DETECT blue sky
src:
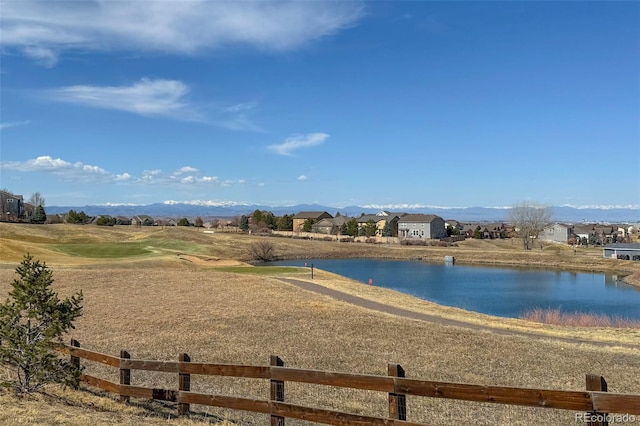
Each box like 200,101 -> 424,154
1,1 -> 638,209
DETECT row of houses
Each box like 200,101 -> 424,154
295,211 -> 455,240
293,211 -> 638,244
539,223 -> 636,245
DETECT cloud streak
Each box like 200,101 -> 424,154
268,133 -> 329,156
1,1 -> 364,65
1,156 -> 234,187
47,78 -> 201,121
0,120 -> 30,131
44,78 -> 262,130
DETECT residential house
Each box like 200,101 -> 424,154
573,224 -> 596,243
480,223 -> 508,239
445,219 -> 463,235
292,211 -> 332,232
603,243 -> 640,260
397,214 -> 447,240
356,214 -> 386,236
131,215 -> 155,226
312,216 -> 349,235
116,216 -> 132,225
540,223 -> 574,244
356,213 -> 403,237
461,223 -> 482,238
0,190 -> 24,221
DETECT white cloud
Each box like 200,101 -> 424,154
80,164 -> 108,174
174,166 -> 199,175
268,133 -> 329,156
1,155 -> 109,181
22,45 -> 58,67
297,175 -> 308,181
200,176 -> 219,183
45,78 -> 262,130
1,155 -> 242,188
115,172 -> 133,181
0,120 -> 30,131
1,1 -> 364,65
225,102 -> 257,113
48,78 -> 201,121
141,169 -> 162,181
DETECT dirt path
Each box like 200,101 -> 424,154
279,278 -> 640,350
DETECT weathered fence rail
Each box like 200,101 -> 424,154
58,340 -> 640,425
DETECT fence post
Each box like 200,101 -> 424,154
388,363 -> 407,421
586,374 -> 608,426
70,339 -> 80,370
119,350 -> 131,403
178,353 -> 191,415
270,355 -> 285,426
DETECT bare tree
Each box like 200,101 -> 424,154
247,241 -> 276,261
28,192 -> 45,207
507,202 -> 553,250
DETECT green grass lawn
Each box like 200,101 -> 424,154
48,243 -> 152,258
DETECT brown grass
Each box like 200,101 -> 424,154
521,308 -> 640,329
1,223 -> 639,425
0,383 -> 233,425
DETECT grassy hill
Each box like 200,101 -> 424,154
0,223 -> 639,425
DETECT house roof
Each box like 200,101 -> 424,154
398,214 -> 443,223
545,222 -> 573,229
314,216 -> 350,227
357,214 -> 385,223
330,216 -> 349,226
293,211 -> 332,219
0,190 -> 23,201
573,224 -> 595,234
604,243 -> 640,249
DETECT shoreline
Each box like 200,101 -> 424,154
267,253 -> 640,289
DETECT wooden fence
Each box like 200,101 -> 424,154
60,339 -> 640,425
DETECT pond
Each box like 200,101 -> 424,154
263,259 -> 640,320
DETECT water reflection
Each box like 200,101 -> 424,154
264,259 -> 640,320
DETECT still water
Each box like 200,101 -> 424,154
263,259 -> 640,319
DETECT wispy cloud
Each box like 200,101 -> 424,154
268,133 -> 329,156
1,1 -> 364,66
47,78 -> 201,121
297,175 -> 308,181
1,155 -> 233,187
0,120 -> 30,131
22,46 -> 58,67
45,78 -> 262,130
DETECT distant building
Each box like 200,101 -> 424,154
397,214 -> 447,240
312,216 -> 349,235
603,243 -> 640,260
292,211 -> 332,232
0,190 -> 24,221
540,223 -> 574,244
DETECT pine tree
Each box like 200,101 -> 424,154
0,254 -> 83,393
32,205 -> 47,224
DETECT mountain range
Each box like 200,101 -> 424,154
45,203 -> 640,223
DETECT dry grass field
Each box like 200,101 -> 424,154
0,223 -> 639,425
